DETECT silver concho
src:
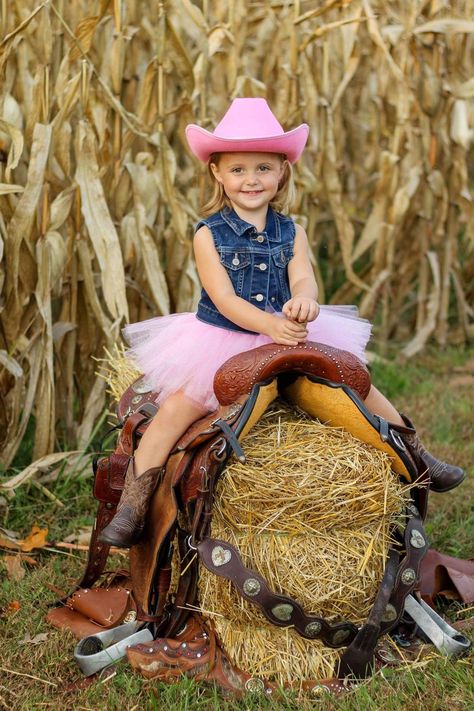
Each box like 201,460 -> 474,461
245,677 -> 265,693
131,377 -> 152,394
332,629 -> 351,645
311,685 -> 331,696
243,578 -> 261,597
401,568 -> 417,585
211,545 -> 232,567
131,394 -> 143,405
123,610 -> 137,623
381,603 -> 397,623
271,603 -> 293,622
410,530 -> 426,549
304,621 -> 322,638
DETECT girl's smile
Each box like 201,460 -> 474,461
210,152 -> 286,221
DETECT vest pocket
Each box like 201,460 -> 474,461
220,251 -> 251,270
220,251 -> 251,296
271,245 -> 293,268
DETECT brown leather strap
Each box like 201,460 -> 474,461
337,548 -> 400,678
161,529 -> 200,637
197,536 -> 358,647
380,506 -> 429,634
76,501 -> 116,589
173,401 -> 245,453
116,410 -> 151,456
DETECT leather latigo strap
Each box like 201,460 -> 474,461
197,537 -> 358,647
214,341 -> 371,405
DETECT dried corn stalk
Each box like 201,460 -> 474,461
0,1 -> 473,466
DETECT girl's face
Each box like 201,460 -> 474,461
210,152 -> 286,214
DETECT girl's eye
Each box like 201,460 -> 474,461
231,167 -> 243,173
258,165 -> 271,171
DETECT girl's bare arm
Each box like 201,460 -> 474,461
283,224 -> 319,323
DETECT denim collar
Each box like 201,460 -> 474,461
220,206 -> 281,242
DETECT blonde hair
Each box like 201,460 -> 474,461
201,153 -> 296,216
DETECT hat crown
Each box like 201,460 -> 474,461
185,97 -> 309,163
214,98 -> 285,140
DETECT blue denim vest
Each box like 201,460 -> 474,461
195,206 -> 295,334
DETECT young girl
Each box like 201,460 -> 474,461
99,98 -> 464,548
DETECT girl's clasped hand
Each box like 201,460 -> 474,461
282,296 -> 320,324
271,296 -> 320,346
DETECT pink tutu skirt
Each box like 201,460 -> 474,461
122,306 -> 372,413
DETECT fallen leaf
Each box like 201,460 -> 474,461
0,526 -> 49,553
19,554 -> 38,566
19,632 -> 49,646
4,555 -> 25,581
2,600 -> 21,616
63,526 -> 93,546
21,525 -> 49,552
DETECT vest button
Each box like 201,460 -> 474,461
232,257 -> 240,266
256,235 -> 264,243
255,294 -> 264,302
271,297 -> 275,302
259,263 -> 267,271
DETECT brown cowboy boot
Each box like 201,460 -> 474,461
392,415 -> 465,493
98,457 -> 164,548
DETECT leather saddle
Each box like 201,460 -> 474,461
49,341 -> 432,682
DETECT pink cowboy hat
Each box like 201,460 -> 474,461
185,98 -> 309,164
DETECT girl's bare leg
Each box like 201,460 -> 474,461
98,390 -> 208,547
363,385 -> 405,426
134,390 -> 209,475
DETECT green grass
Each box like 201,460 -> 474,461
1,346 -> 473,710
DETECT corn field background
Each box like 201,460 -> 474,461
0,0 -> 473,469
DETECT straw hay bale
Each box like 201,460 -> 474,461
93,343 -> 142,402
198,400 -> 407,684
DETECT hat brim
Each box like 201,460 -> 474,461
185,124 -> 309,164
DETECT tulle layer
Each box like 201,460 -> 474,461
122,306 -> 372,412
